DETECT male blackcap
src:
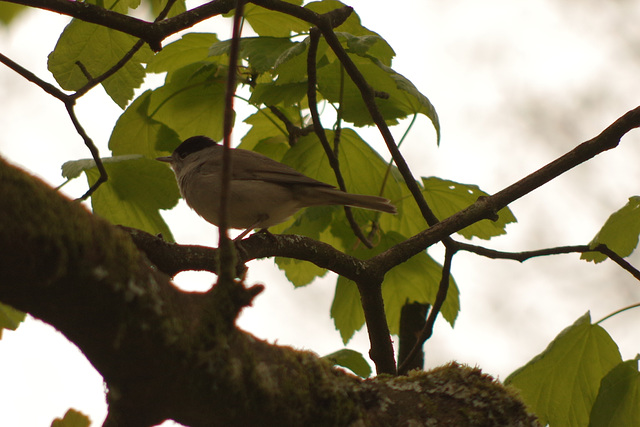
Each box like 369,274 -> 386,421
157,136 -> 396,239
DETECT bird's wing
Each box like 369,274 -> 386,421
232,149 -> 335,188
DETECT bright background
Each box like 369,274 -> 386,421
1,0 -> 640,425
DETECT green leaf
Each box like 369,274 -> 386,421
323,348 -> 372,378
243,0 -> 309,37
589,358 -> 640,427
331,277 -> 364,344
109,90 -> 182,157
281,129 -> 403,206
273,209 -> 343,286
0,302 -> 26,339
505,312 -> 622,427
335,32 -> 393,65
149,0 -> 186,18
209,37 -> 296,73
582,196 -> 640,263
249,82 -> 308,107
423,177 -> 516,239
147,33 -> 221,74
305,0 -> 395,65
317,53 -> 439,137
239,108 -> 294,152
62,156 -> 179,240
379,177 -> 516,240
48,20 -> 152,108
332,231 -> 459,344
0,2 -> 27,25
50,409 -> 91,427
273,39 -> 318,84
148,63 -> 228,141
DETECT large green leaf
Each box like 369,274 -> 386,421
589,358 -> 640,427
148,63 -> 228,141
317,53 -> 439,138
62,156 -> 179,240
249,82 -> 308,107
582,196 -> 640,263
108,90 -> 182,157
243,0 -> 309,37
48,19 -> 152,108
305,0 -> 394,65
209,37 -> 296,74
147,33 -> 221,75
505,313 -> 622,427
281,129 -> 403,206
332,231 -> 459,344
0,2 -> 27,25
149,0 -> 186,18
273,39 -> 319,84
0,302 -> 26,339
424,177 -> 516,239
380,177 -> 516,240
239,108 -> 295,152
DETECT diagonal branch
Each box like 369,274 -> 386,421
372,106 -> 640,272
5,0 -> 236,50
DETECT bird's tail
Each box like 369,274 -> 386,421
312,187 -> 397,214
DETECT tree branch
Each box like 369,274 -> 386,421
5,0 -> 236,50
0,150 -> 539,427
457,242 -> 640,281
372,106 -> 640,272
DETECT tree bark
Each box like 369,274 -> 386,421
0,157 -> 538,426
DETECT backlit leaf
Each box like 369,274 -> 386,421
108,90 -> 181,157
63,156 -> 179,240
148,63 -> 228,141
48,20 -> 152,108
582,196 -> 640,263
589,358 -> 640,427
505,313 -> 622,427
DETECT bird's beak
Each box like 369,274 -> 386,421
156,156 -> 172,163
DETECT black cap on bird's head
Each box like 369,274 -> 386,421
173,136 -> 218,159
157,136 -> 217,164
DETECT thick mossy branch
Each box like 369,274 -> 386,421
0,157 -> 539,426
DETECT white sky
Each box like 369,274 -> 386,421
1,0 -> 640,426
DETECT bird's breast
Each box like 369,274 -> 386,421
180,173 -> 303,229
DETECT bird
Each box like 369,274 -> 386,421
157,136 -> 397,239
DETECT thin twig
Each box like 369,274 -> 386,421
456,242 -> 640,281
65,103 -> 108,200
0,52 -> 68,102
596,302 -> 640,324
266,105 -> 313,145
